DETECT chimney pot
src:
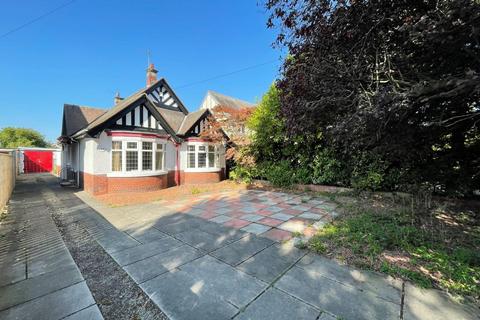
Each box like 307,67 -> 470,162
114,92 -> 124,105
146,63 -> 158,87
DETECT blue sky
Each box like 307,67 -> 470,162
0,0 -> 283,142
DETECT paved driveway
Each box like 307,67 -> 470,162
75,185 -> 478,320
2,175 -> 477,320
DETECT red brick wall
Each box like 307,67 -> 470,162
81,172 -> 167,195
181,170 -> 224,184
167,170 -> 177,187
81,169 -> 225,195
82,172 -> 108,195
108,175 -> 167,193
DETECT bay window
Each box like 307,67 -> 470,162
111,139 -> 166,174
186,144 -> 221,169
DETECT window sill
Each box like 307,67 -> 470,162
184,168 -> 222,173
107,170 -> 168,178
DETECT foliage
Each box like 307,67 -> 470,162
266,0 -> 480,195
247,84 -> 286,162
200,104 -> 255,168
0,127 -> 51,148
311,148 -> 345,185
308,207 -> 480,297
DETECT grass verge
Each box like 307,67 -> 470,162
308,195 -> 480,301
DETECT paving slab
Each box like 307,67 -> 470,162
240,214 -> 264,222
240,223 -> 271,235
109,236 -> 183,266
0,264 -> 83,311
260,228 -> 292,242
275,266 -> 400,320
403,283 -> 479,320
197,220 -> 247,241
95,231 -> 140,254
234,287 -> 320,320
141,255 -> 266,320
270,213 -> 294,221
175,228 -> 239,252
124,244 -> 203,284
0,281 -> 96,320
0,251 -> 26,287
298,254 -> 402,303
155,216 -> 206,235
63,305 -> 104,320
27,247 -> 78,278
211,234 -> 274,266
209,214 -> 232,224
122,223 -> 168,243
237,242 -> 306,282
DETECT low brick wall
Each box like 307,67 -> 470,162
108,175 -> 167,193
181,170 -> 224,185
81,169 -> 225,195
0,152 -> 16,210
82,171 -> 168,195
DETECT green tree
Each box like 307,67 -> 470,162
0,127 -> 51,148
266,0 -> 480,194
247,84 -> 285,161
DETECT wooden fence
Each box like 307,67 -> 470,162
0,151 -> 16,211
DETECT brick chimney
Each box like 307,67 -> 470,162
146,63 -> 158,87
114,92 -> 124,104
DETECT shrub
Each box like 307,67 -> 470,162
311,148 -> 344,185
261,160 -> 296,188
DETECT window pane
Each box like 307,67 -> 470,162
156,143 -> 163,150
127,142 -> 137,149
215,153 -> 220,167
208,152 -> 215,168
156,151 -> 163,170
188,145 -> 195,152
112,141 -> 122,150
187,152 -> 195,168
208,145 -> 215,152
112,151 -> 122,171
199,146 -> 206,152
198,153 -> 206,168
142,151 -> 152,170
126,151 -> 138,171
142,142 -> 152,150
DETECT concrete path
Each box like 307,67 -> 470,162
0,175 -> 102,320
2,174 -> 478,320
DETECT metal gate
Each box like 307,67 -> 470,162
23,151 -> 53,173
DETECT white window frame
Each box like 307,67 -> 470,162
108,137 -> 167,177
184,142 -> 222,172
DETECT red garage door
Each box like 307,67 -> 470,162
24,151 -> 53,173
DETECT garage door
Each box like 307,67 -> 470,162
24,151 -> 53,173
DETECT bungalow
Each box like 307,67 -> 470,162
58,64 -> 226,195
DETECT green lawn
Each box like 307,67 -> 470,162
308,196 -> 480,300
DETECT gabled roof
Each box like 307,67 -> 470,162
200,90 -> 255,110
84,89 -> 145,134
177,109 -> 210,135
154,106 -> 186,133
61,104 -> 106,137
60,77 -> 211,141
